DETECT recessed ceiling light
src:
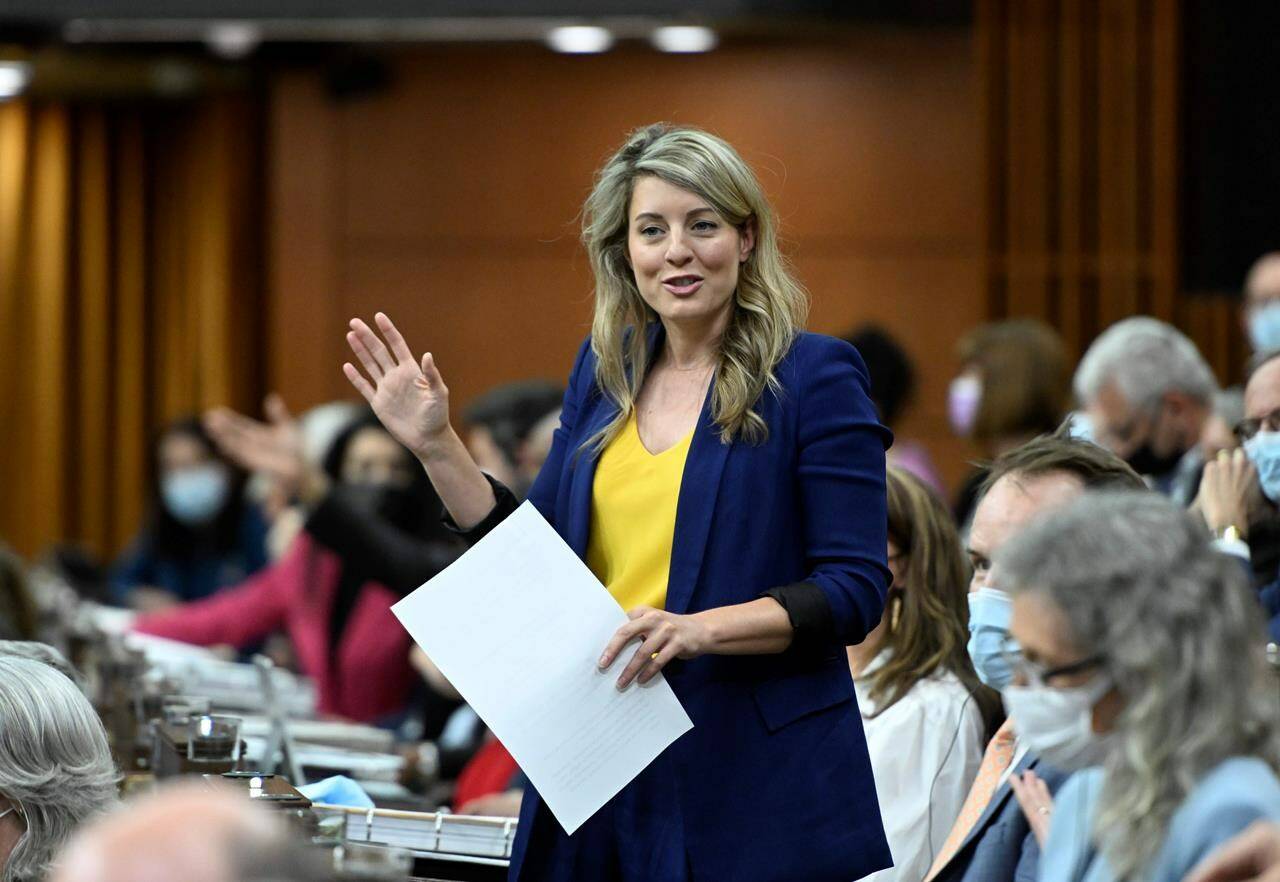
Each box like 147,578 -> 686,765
650,26 -> 718,54
546,25 -> 614,55
206,21 -> 262,59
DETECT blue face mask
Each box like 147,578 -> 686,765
968,587 -> 1015,690
1245,431 -> 1280,504
1249,302 -> 1280,353
162,465 -> 230,526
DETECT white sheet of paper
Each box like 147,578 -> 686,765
392,501 -> 694,833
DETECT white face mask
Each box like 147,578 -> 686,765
1002,675 -> 1115,771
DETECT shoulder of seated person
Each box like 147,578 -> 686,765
1176,757 -> 1280,814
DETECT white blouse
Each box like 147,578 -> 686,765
854,650 -> 987,882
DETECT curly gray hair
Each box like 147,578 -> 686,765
1073,316 -> 1218,411
0,657 -> 119,882
995,491 -> 1280,879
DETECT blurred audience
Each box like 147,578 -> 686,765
0,548 -> 36,642
950,320 -> 1072,532
997,492 -> 1280,882
133,410 -> 460,725
927,431 -> 1143,882
250,400 -> 364,561
52,782 -> 330,882
848,467 -> 1001,882
1209,351 -> 1280,637
1244,253 -> 1280,356
0,656 -> 118,882
110,418 -> 269,612
846,325 -> 946,496
463,380 -> 565,498
1203,388 -> 1247,462
1073,316 -> 1217,504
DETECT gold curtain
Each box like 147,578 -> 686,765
978,0 -> 1247,384
0,94 -> 263,562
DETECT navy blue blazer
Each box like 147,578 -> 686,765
930,753 -> 1068,882
503,329 -> 894,882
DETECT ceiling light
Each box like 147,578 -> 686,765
205,21 -> 262,59
0,61 -> 32,99
545,25 -> 614,54
650,26 -> 718,54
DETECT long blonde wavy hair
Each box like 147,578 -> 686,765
581,123 -> 808,450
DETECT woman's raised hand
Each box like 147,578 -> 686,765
344,313 -> 452,460
205,394 -> 308,495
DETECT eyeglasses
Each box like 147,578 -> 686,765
999,637 -> 1105,687
1234,407 -> 1280,443
0,800 -> 23,822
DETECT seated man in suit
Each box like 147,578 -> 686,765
926,430 -> 1145,882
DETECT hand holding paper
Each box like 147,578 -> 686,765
392,502 -> 694,834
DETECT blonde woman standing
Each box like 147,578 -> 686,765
344,124 -> 892,882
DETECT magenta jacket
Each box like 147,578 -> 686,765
133,532 -> 417,723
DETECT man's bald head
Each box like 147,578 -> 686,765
1246,252 -> 1280,312
1246,354 -> 1280,423
53,782 -> 328,882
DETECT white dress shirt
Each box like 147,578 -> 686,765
854,650 -> 987,882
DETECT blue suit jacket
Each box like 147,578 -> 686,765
930,753 -> 1068,882
507,329 -> 894,882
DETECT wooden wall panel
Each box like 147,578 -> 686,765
980,0 -> 1245,386
267,32 -> 987,492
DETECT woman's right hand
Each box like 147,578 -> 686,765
344,313 -> 453,460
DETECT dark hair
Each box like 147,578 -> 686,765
958,319 -> 1071,443
322,410 -> 447,541
463,381 -> 565,470
869,468 -> 1003,739
979,425 -> 1147,499
844,325 -> 916,427
151,417 -> 249,560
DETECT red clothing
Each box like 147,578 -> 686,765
134,532 -> 416,723
453,736 -> 519,809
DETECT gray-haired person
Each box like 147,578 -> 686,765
1073,317 -> 1218,503
995,491 -> 1280,882
0,643 -> 81,688
0,657 -> 118,882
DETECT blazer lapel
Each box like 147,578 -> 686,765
563,396 -> 616,559
664,380 -> 730,615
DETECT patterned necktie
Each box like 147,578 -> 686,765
923,720 -> 1018,881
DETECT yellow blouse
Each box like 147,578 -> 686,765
586,411 -> 693,612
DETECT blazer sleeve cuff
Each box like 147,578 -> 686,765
761,582 -> 837,649
441,473 -> 520,545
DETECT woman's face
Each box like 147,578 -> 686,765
340,428 -> 416,488
626,175 -> 754,333
159,432 -> 215,476
1010,591 -> 1123,732
886,538 -> 907,589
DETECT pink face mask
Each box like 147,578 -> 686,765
948,375 -> 982,437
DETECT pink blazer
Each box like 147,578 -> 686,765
134,532 -> 417,723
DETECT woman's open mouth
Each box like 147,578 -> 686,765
662,275 -> 704,296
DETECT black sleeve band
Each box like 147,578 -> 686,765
761,581 -> 837,650
441,473 -> 521,546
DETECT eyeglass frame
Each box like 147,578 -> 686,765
999,636 -> 1106,688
